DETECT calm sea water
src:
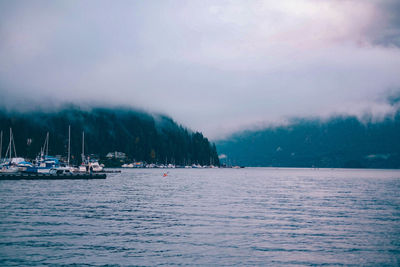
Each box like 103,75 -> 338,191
0,168 -> 399,266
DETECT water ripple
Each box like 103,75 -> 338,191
0,168 -> 399,266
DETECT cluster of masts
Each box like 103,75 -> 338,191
0,128 -> 17,162
0,126 -> 103,174
1,127 -> 231,172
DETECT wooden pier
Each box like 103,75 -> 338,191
0,173 -> 106,180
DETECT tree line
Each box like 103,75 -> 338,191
217,110 -> 400,169
0,106 -> 220,166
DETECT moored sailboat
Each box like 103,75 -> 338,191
0,128 -> 20,173
78,131 -> 104,173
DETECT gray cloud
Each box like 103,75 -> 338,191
371,0 -> 400,47
0,0 -> 400,139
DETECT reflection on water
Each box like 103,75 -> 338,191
0,168 -> 399,266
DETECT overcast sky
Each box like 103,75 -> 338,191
1,0 -> 400,139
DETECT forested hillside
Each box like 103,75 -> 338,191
217,111 -> 400,169
0,107 -> 219,166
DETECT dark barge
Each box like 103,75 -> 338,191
0,173 -> 106,180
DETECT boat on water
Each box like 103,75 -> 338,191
122,162 -> 145,168
0,165 -> 19,173
15,160 -> 33,172
78,131 -> 104,173
89,160 -> 104,172
24,132 -> 62,174
0,128 -> 21,173
0,127 -> 107,179
191,164 -> 202,168
122,163 -> 134,168
25,155 -> 61,174
1,159 -> 27,173
79,159 -> 103,172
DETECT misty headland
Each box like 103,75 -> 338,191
218,109 -> 400,169
1,103 -> 399,169
0,106 -> 219,167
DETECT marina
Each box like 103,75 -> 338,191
0,127 -> 111,179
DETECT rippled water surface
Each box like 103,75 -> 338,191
0,168 -> 400,266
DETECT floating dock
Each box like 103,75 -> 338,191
0,173 -> 106,180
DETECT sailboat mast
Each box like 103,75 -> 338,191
9,128 -> 12,160
40,140 -> 43,157
46,132 -> 49,156
11,128 -> 17,158
40,132 -> 47,157
0,130 -> 2,160
81,131 -> 85,162
68,125 -> 71,166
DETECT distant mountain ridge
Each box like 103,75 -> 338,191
216,111 -> 400,169
0,106 -> 219,166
